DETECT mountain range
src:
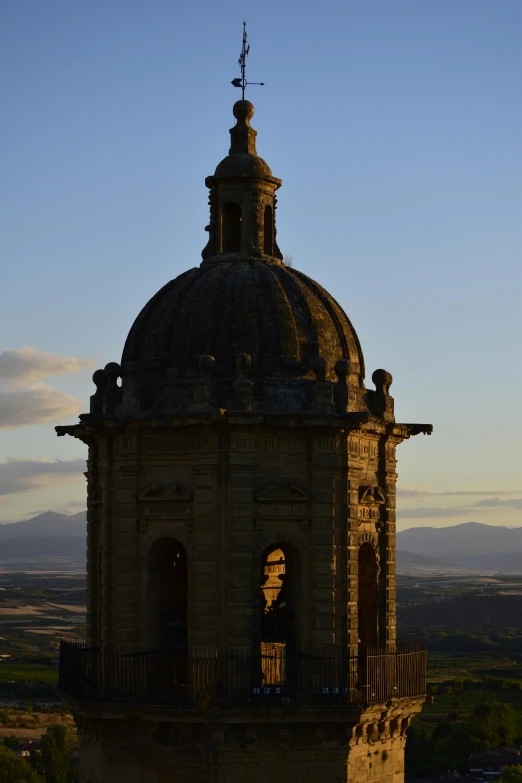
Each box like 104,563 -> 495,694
0,512 -> 87,570
0,514 -> 520,572
397,522 -> 522,572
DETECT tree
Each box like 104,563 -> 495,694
468,701 -> 518,748
33,725 -> 76,783
2,733 -> 21,750
433,717 -> 453,741
502,767 -> 522,783
0,745 -> 43,783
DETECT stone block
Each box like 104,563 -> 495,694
115,490 -> 134,504
313,545 -> 334,561
314,503 -> 334,517
115,545 -> 134,559
312,531 -> 334,546
313,518 -> 334,530
231,518 -> 253,531
314,602 -> 335,616
313,588 -> 334,602
194,489 -> 214,503
313,575 -> 335,589
313,630 -> 335,645
314,561 -> 335,575
313,489 -> 335,504
230,589 -> 252,603
193,560 -> 216,575
193,588 -> 216,603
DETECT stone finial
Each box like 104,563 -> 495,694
90,369 -> 108,414
334,359 -> 350,383
189,355 -> 216,412
236,352 -> 252,378
372,369 -> 393,395
334,359 -> 350,413
103,362 -> 122,414
311,357 -> 327,383
230,100 -> 257,155
311,357 -> 334,414
232,353 -> 254,411
371,368 -> 394,421
199,354 -> 216,379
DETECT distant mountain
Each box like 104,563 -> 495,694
0,512 -> 86,570
1,514 -> 521,573
397,522 -> 522,573
0,511 -> 86,540
398,522 -> 522,557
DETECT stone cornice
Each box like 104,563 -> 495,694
56,412 -> 432,446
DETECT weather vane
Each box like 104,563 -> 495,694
231,21 -> 264,100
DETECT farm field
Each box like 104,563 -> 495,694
0,571 -> 85,730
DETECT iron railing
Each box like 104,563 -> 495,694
59,641 -> 425,707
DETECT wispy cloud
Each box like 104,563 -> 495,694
399,506 -> 478,519
0,458 -> 85,495
0,347 -> 93,383
0,347 -> 94,429
472,497 -> 522,510
0,386 -> 84,429
398,487 -> 522,498
398,496 -> 522,519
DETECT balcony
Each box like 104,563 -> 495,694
59,641 -> 425,708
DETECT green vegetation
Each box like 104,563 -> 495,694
32,725 -> 77,783
407,701 -> 520,775
0,726 -> 78,783
400,616 -> 522,774
400,627 -> 522,657
502,767 -> 522,783
0,663 -> 58,687
0,746 -> 43,782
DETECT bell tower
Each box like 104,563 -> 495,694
57,33 -> 432,783
202,99 -> 282,261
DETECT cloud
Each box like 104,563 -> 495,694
397,487 -> 522,498
0,458 -> 85,495
0,385 -> 84,429
0,347 -> 94,383
398,496 -> 522,519
0,347 -> 94,429
472,497 -> 522,510
398,506 -> 478,519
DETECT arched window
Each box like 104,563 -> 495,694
220,201 -> 241,252
263,204 -> 273,255
147,538 -> 187,653
358,542 -> 379,649
259,545 -> 300,687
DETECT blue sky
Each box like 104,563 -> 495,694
0,0 -> 520,528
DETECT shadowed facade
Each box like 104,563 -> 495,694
57,97 -> 432,783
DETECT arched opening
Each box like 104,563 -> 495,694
358,542 -> 379,649
259,545 -> 300,686
220,201 -> 241,252
263,204 -> 273,255
148,538 -> 187,651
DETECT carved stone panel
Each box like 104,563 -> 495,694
357,486 -> 386,529
137,482 -> 193,532
254,481 -> 310,530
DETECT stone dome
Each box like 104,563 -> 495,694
214,152 -> 273,180
121,259 -> 365,413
